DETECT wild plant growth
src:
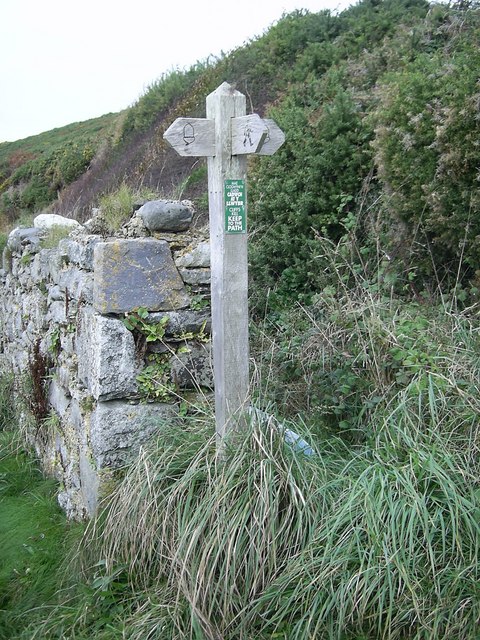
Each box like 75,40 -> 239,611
0,376 -> 82,640
24,301 -> 480,639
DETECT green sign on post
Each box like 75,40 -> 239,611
224,179 -> 246,234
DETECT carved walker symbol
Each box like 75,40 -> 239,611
243,125 -> 253,147
183,122 -> 196,145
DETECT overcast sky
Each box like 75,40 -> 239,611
0,0 -> 354,143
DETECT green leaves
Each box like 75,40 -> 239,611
123,308 -> 168,342
372,19 -> 480,284
250,68 -> 373,306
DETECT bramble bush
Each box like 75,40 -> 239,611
372,9 -> 480,286
249,2 -> 480,311
249,66 -> 373,306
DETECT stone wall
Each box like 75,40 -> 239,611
0,202 -> 213,519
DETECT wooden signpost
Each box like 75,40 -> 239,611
164,82 -> 284,446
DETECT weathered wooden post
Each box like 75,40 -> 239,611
164,82 -> 284,447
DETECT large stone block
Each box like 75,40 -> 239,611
175,241 -> 210,268
137,200 -> 193,232
93,239 -> 190,314
90,400 -> 177,467
170,342 -> 213,389
77,308 -> 138,400
147,309 -> 211,339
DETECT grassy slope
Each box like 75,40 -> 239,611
0,112 -> 121,230
0,0 -> 432,225
0,432 -> 82,639
0,112 -> 120,159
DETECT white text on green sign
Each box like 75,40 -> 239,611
225,179 -> 246,234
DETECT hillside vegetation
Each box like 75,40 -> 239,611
2,1 -> 480,638
0,113 -> 119,228
1,0 -> 479,302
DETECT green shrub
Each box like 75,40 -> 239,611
372,7 -> 480,286
249,66 -> 372,306
250,232 -> 480,443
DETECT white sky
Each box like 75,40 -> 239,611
0,0 -> 353,143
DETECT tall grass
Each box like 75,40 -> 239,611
29,368 -> 480,639
5,240 -> 480,638
84,416 -> 328,639
0,436 -> 81,640
253,380 -> 480,638
0,373 -> 15,432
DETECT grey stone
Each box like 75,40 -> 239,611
90,400 -> 177,467
58,236 -> 100,271
170,342 -> 213,389
147,310 -> 211,338
56,365 -> 72,390
2,248 -> 12,273
77,308 -> 138,400
122,212 -> 149,238
70,399 -> 87,444
31,249 -> 55,283
7,227 -> 42,253
178,268 -> 211,286
57,489 -> 86,521
59,332 -> 75,355
137,200 -> 193,232
48,251 -> 63,284
79,448 -> 99,517
49,379 -> 71,416
14,310 -> 23,336
58,267 -> 93,303
46,301 -> 67,325
93,239 -> 190,314
33,213 -> 82,230
175,241 -> 210,268
22,289 -> 48,331
48,285 -> 64,302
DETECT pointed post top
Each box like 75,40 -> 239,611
207,81 -> 243,100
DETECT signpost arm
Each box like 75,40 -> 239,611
206,82 -> 249,445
